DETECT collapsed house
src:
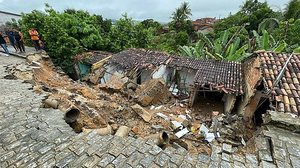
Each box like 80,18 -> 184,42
242,51 -> 300,127
101,48 -> 170,84
73,51 -> 112,80
83,48 -> 244,115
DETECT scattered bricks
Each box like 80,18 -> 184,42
222,143 -> 233,154
98,154 -> 116,167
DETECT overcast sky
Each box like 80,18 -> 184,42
0,0 -> 289,22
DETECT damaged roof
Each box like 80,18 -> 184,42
258,51 -> 300,116
193,60 -> 243,95
109,48 -> 170,70
75,51 -> 112,65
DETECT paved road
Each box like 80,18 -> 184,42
1,52 -> 299,167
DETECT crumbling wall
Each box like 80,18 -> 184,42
141,69 -> 153,83
152,65 -> 169,82
100,64 -> 124,84
237,57 -> 262,116
223,94 -> 236,114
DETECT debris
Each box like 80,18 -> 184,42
115,126 -> 130,137
144,132 -> 169,149
199,124 -> 220,143
175,128 -> 189,138
135,78 -> 170,106
131,104 -> 152,122
82,124 -> 112,135
156,112 -> 170,121
95,125 -> 112,135
171,121 -> 183,130
111,124 -> 119,131
100,73 -> 128,91
151,125 -> 164,130
44,97 -> 59,109
131,126 -> 140,134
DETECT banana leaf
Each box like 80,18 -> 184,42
273,41 -> 287,53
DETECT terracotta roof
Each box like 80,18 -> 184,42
193,60 -> 243,95
109,48 -> 170,70
168,56 -> 198,69
258,52 -> 300,116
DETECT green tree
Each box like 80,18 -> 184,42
284,0 -> 300,20
214,0 -> 278,33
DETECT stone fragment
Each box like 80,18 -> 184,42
131,104 -> 152,122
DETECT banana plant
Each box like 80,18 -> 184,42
252,29 -> 287,52
179,30 -> 248,61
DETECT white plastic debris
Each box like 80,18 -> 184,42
150,105 -> 155,110
241,137 -> 246,146
156,113 -> 170,121
178,115 -> 187,120
199,124 -> 219,143
171,121 -> 183,129
155,105 -> 163,110
175,128 -> 189,138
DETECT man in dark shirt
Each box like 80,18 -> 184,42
0,32 -> 10,56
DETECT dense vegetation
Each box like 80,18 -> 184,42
6,0 -> 300,74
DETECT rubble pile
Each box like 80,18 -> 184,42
135,78 -> 171,106
5,52 -> 255,154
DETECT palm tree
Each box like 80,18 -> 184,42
171,2 -> 192,30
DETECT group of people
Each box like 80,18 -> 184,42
0,28 -> 43,56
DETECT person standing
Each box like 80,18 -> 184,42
0,32 -> 10,56
28,28 -> 40,51
14,29 -> 25,53
7,30 -> 18,52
